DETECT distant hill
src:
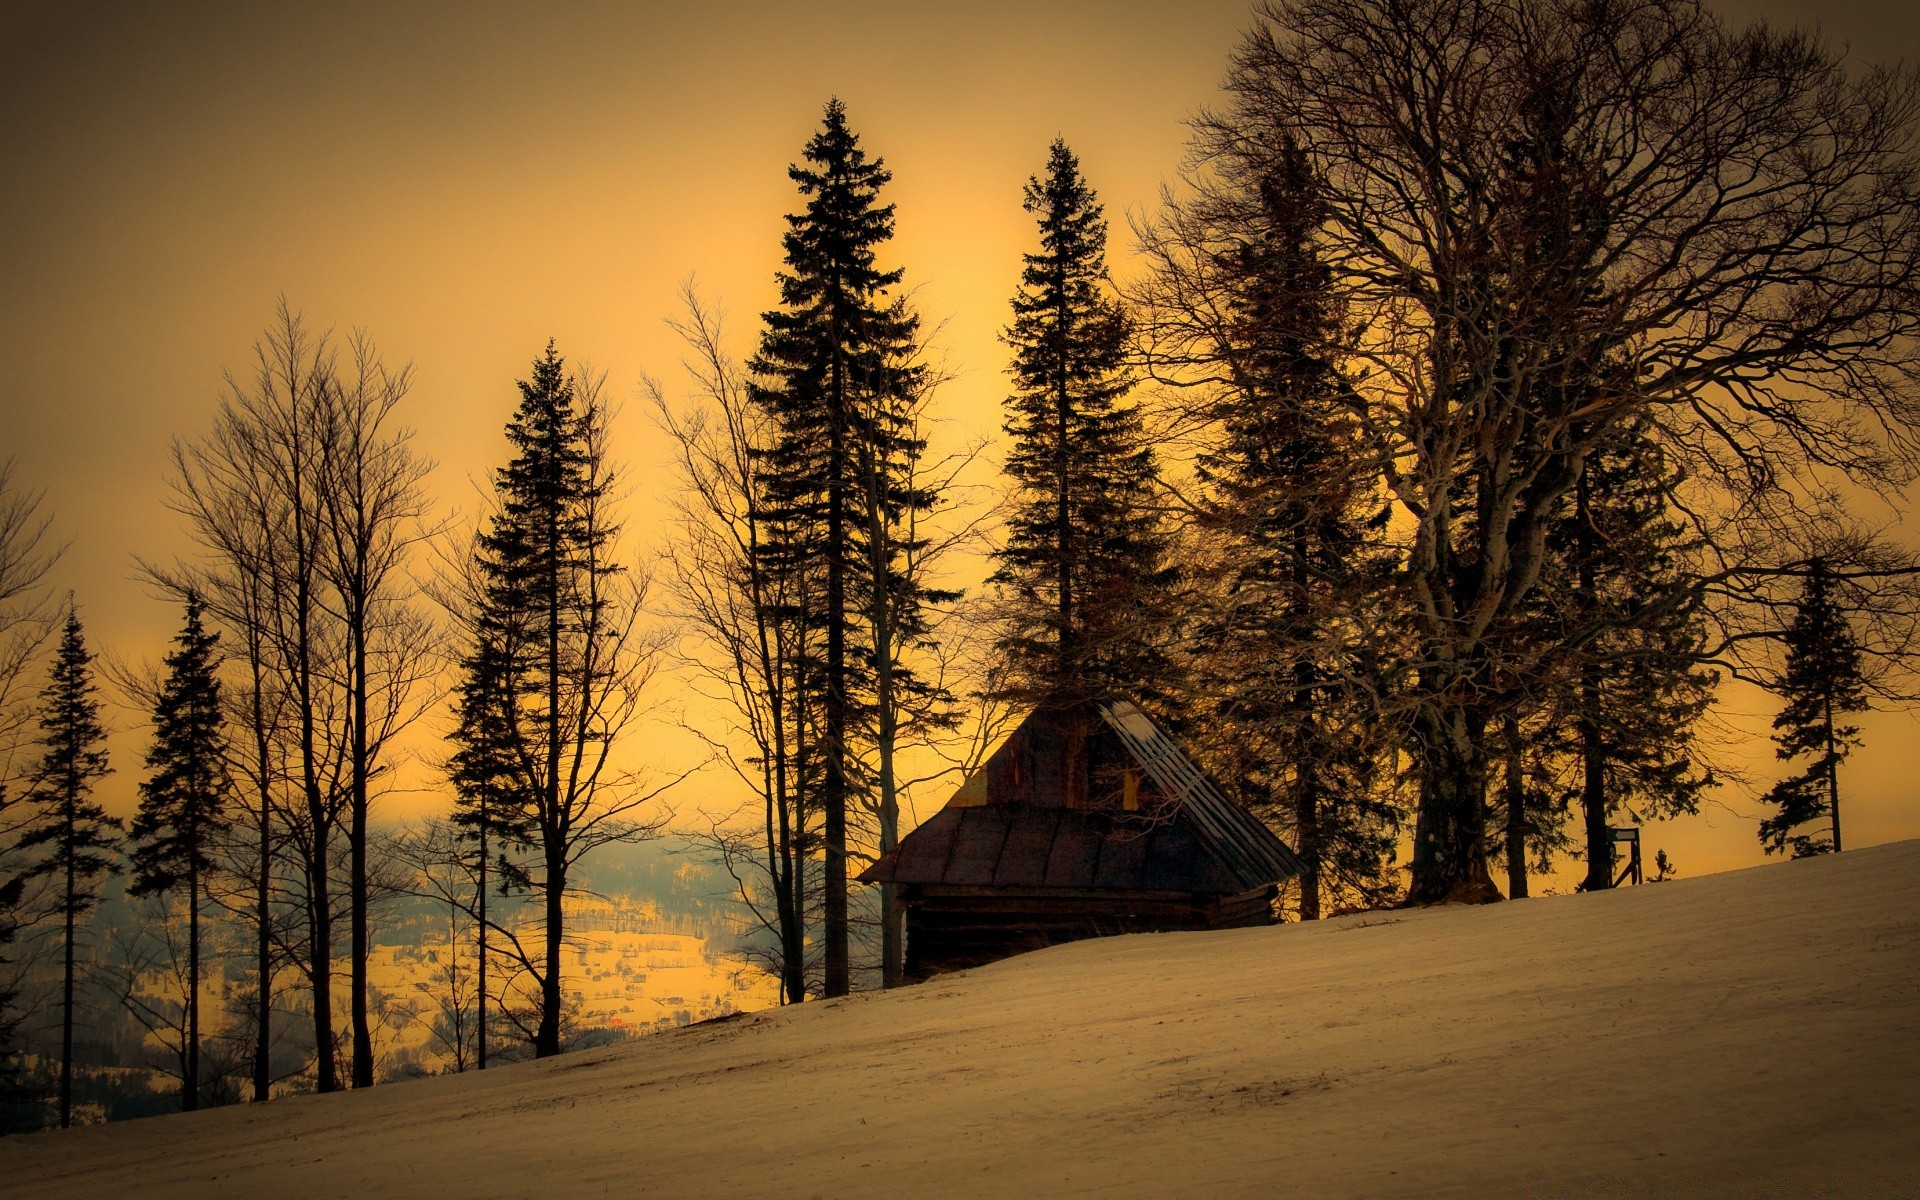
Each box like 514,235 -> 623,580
6,841 -> 1918,1197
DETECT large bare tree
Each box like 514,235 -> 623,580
1189,0 -> 1920,903
315,330 -> 437,1089
162,300 -> 435,1090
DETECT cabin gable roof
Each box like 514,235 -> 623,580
862,698 -> 1302,895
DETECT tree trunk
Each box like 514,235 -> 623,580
247,637 -> 273,1104
476,806 -> 488,1071
349,616 -> 372,1088
1406,700 -> 1497,905
1295,772 -> 1321,920
1578,691 -> 1611,891
1291,537 -> 1319,921
538,457 -> 565,1056
782,633 -> 810,1006
536,844 -> 564,1057
822,339 -> 850,999
186,847 -> 201,1112
1576,465 -> 1613,892
1054,284 -> 1074,692
307,838 -> 335,1091
1503,713 -> 1528,900
59,840 -> 74,1129
1825,689 -> 1844,853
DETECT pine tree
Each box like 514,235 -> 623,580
452,343 -> 664,1056
445,622 -> 535,1069
1535,422 -> 1716,891
18,607 -> 119,1128
1181,142 -> 1399,917
126,595 -> 232,1111
1760,561 -> 1866,858
749,99 -> 927,997
994,139 -> 1174,708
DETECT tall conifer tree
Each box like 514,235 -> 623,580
749,100 -> 925,997
127,595 -> 232,1111
994,139 -> 1174,707
1760,561 -> 1866,858
1183,145 -> 1398,917
452,343 -> 664,1055
1552,427 -> 1714,890
19,607 -> 119,1128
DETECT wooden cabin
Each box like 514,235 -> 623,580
859,698 -> 1302,980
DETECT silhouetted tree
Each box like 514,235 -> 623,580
749,100 -> 927,996
1553,429 -> 1715,891
160,301 -> 434,1093
653,295 -> 814,1005
1760,562 -> 1866,858
165,302 -> 345,1090
995,139 -> 1175,708
1200,0 -> 1920,902
18,608 -> 119,1128
127,595 -> 232,1111
1139,138 -> 1399,917
0,461 -> 61,1125
317,331 -> 436,1089
451,343 -> 673,1056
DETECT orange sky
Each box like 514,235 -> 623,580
3,0 -> 1918,890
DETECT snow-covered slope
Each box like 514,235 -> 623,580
7,841 -> 1919,1199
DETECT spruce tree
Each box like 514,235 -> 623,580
994,139 -> 1174,708
18,607 -> 119,1128
1183,143 -> 1398,917
1760,561 -> 1866,858
749,99 -> 926,997
1537,422 -> 1715,891
126,595 -> 232,1111
452,342 -> 662,1056
446,625 -> 535,1069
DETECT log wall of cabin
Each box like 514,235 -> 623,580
901,884 -> 1277,980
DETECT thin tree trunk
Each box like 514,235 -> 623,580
1576,468 -> 1612,892
186,839 -> 201,1112
1503,713 -> 1528,900
871,496 -> 903,987
60,836 -> 74,1129
538,845 -> 564,1056
1054,280 -> 1073,692
822,337 -> 849,999
247,634 -> 273,1104
1291,535 -> 1319,921
1294,771 -> 1321,921
476,804 -> 488,1071
1578,693 -> 1610,890
1825,690 -> 1843,853
537,450 -> 565,1056
782,640 -> 809,1004
349,614 -> 372,1088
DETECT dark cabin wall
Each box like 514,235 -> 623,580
902,884 -> 1277,980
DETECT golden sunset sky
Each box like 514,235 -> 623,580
3,0 -> 1919,888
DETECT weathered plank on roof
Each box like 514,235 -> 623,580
859,697 -> 1302,897
1097,699 -> 1303,892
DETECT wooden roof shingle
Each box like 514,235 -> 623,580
861,698 -> 1302,895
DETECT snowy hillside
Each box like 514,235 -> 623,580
6,841 -> 1918,1198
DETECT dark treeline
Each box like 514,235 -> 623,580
5,0 -> 1920,1132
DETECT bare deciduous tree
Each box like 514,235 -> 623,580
1193,0 -> 1920,903
160,299 -> 436,1091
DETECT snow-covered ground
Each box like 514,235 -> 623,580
7,841 -> 1917,1198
